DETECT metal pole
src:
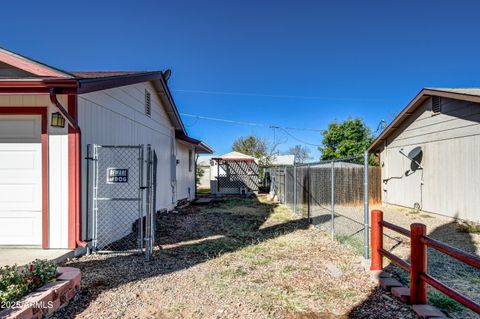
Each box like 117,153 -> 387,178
284,166 -> 287,204
307,165 -> 311,223
331,160 -> 335,240
364,150 -> 370,259
293,164 -> 297,214
92,144 -> 99,251
138,145 -> 144,255
145,145 -> 152,261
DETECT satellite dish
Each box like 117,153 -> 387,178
163,69 -> 171,82
408,146 -> 422,159
408,146 -> 423,171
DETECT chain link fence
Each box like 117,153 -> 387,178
268,153 -> 383,258
87,144 -> 155,260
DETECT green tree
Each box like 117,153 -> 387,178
196,165 -> 205,185
319,118 -> 375,164
232,135 -> 268,159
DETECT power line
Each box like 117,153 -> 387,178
173,89 -> 391,102
277,127 -> 322,147
180,113 -> 323,132
181,112 -> 322,148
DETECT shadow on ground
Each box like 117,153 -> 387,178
348,218 -> 480,319
60,195 -> 310,317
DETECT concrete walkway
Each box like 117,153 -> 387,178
0,247 -> 74,266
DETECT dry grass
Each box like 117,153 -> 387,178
57,195 -> 416,319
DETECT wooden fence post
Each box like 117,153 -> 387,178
370,210 -> 383,271
410,223 -> 427,304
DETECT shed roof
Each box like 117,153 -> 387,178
214,151 -> 257,160
369,87 -> 480,152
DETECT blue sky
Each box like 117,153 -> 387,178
2,1 -> 480,158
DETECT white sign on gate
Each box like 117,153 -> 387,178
106,168 -> 129,184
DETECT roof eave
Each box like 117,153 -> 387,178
175,131 -> 214,154
368,88 -> 480,152
151,74 -> 187,135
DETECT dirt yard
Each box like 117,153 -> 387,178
308,202 -> 480,319
56,195 -> 417,319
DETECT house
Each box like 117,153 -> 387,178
267,154 -> 295,166
210,151 -> 260,195
369,88 -> 480,222
196,155 -> 212,189
0,48 -> 213,251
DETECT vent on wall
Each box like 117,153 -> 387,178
145,89 -> 151,116
432,96 -> 442,114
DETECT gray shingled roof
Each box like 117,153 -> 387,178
427,88 -> 480,97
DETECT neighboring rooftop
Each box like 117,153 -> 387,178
369,87 -> 480,152
268,154 -> 295,166
426,88 -> 480,97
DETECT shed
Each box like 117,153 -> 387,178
210,151 -> 260,195
369,88 -> 480,222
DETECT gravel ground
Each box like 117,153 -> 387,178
55,195 -> 418,319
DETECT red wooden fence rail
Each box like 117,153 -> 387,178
370,209 -> 480,314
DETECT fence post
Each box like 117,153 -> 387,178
364,151 -> 370,259
331,161 -> 335,240
307,164 -> 311,223
370,210 -> 383,271
410,223 -> 427,305
293,163 -> 297,214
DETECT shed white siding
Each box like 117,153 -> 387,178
77,81 -> 177,227
0,95 -> 70,248
380,97 -> 480,222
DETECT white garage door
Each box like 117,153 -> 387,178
0,115 -> 43,245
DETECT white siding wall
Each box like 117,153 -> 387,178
175,142 -> 195,200
0,95 -> 70,248
77,82 -> 177,241
380,97 -> 480,222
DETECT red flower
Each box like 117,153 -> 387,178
33,275 -> 40,285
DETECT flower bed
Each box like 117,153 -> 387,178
0,260 -> 80,319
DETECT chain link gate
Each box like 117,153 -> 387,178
87,144 -> 155,259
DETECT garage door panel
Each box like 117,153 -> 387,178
0,212 -> 42,245
0,115 -> 42,246
0,118 -> 40,141
0,149 -> 38,169
0,184 -> 38,207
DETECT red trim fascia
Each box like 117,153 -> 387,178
213,158 -> 255,162
0,107 -> 49,248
